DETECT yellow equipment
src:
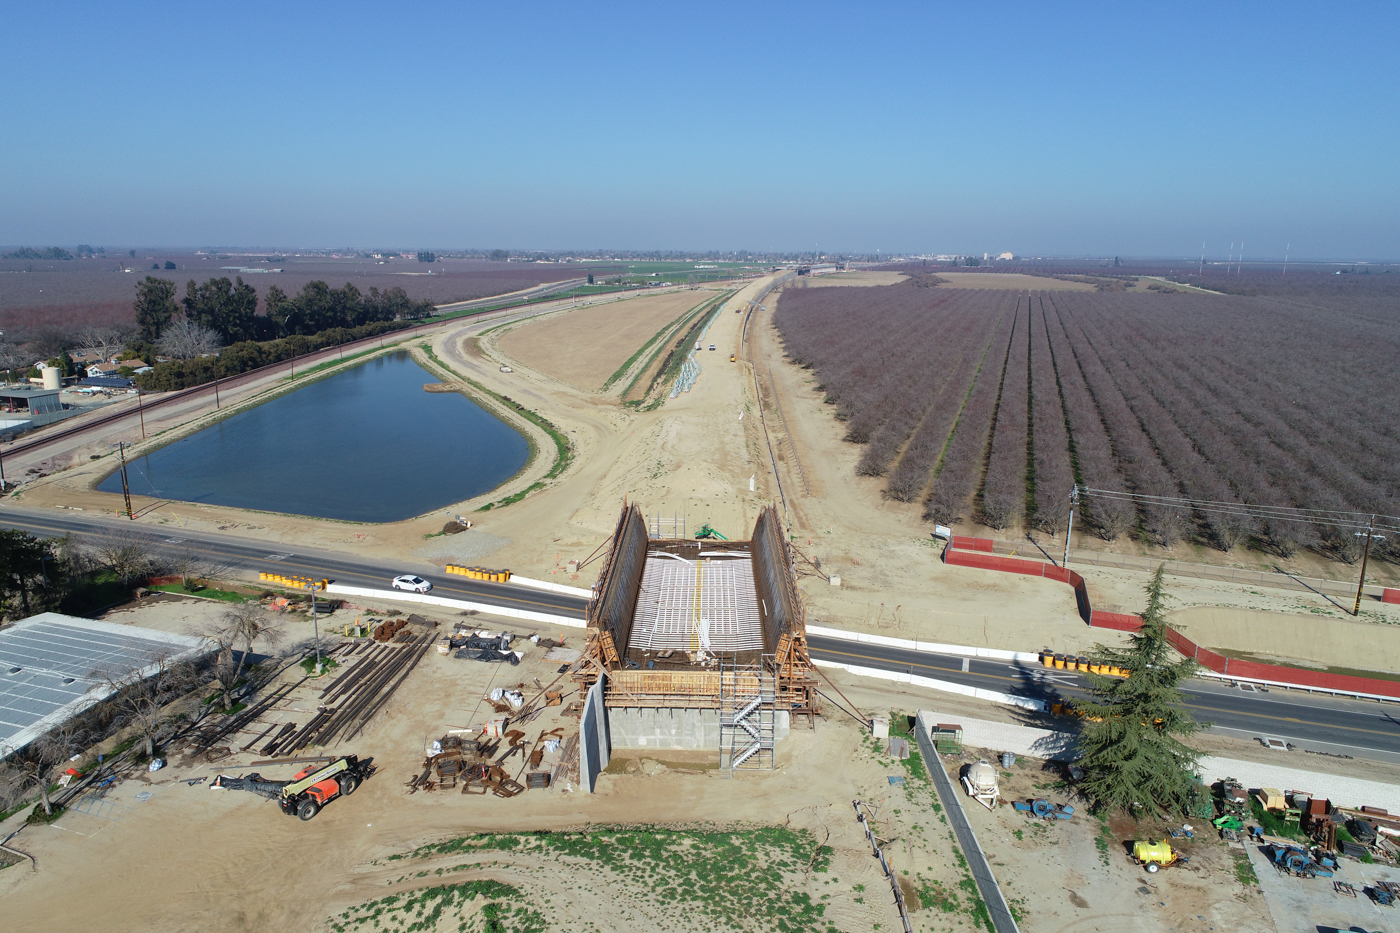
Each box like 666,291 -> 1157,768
1133,840 -> 1179,873
445,565 -> 512,582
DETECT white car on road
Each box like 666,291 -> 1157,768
391,574 -> 433,593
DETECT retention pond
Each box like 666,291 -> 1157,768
99,351 -> 530,522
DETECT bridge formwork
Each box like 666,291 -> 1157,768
577,503 -> 819,769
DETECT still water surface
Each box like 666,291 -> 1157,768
99,352 -> 530,522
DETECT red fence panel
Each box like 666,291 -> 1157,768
1222,659 -> 1400,699
1089,610 -> 1142,632
945,550 -> 1051,577
1164,627 -> 1197,656
1194,647 -> 1228,672
944,543 -> 1400,697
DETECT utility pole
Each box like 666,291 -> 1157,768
304,579 -> 329,674
136,386 -> 146,438
213,374 -> 221,409
1063,486 -> 1078,567
118,442 -> 134,519
1353,517 -> 1385,616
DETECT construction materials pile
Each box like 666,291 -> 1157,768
193,618 -> 438,759
373,618 -> 410,642
448,629 -> 521,664
406,673 -> 578,797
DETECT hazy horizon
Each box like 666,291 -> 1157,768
3,2 -> 1397,259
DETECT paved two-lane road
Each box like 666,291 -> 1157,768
5,505 -> 1398,761
0,506 -> 585,618
809,634 -> 1400,762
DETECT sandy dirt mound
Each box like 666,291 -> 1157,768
496,291 -> 708,391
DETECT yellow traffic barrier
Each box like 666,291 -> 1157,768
446,565 -> 511,582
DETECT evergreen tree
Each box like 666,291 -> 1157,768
0,529 -> 64,619
133,276 -> 179,342
1073,566 -> 1203,817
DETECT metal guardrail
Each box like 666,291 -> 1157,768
914,710 -> 1021,933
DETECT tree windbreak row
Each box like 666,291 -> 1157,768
774,282 -> 1400,565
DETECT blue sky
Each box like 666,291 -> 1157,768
2,2 -> 1396,258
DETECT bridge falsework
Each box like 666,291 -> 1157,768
577,503 -> 819,723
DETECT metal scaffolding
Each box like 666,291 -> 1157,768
719,655 -> 775,773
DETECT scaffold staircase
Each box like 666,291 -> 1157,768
719,655 -> 775,774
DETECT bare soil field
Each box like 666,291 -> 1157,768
495,290 -> 706,391
933,272 -> 1095,290
799,271 -> 908,287
0,254 -> 593,330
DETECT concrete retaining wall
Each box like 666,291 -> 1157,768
806,624 -> 1041,663
580,678 -> 610,793
607,707 -> 791,749
507,575 -> 594,598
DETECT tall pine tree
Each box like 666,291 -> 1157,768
1074,566 -> 1204,817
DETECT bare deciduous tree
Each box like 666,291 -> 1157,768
75,324 -> 133,363
158,318 -> 224,360
97,654 -> 197,760
89,529 -> 156,587
203,602 -> 283,710
12,723 -> 87,817
0,342 -> 31,384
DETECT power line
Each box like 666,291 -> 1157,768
1076,486 -> 1400,536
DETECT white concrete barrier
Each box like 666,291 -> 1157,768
814,658 -> 1046,712
806,624 -> 1040,664
325,583 -> 585,629
506,574 -> 594,598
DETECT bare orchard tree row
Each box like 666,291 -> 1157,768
776,288 -> 1009,494
923,304 -> 1015,525
978,303 -> 1031,530
1027,300 -> 1074,535
775,278 -> 1400,564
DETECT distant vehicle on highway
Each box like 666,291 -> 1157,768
708,344 -> 716,351
391,574 -> 433,593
